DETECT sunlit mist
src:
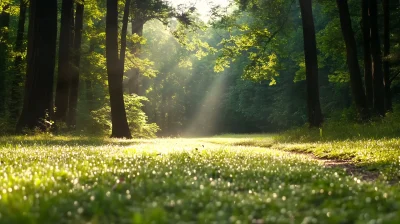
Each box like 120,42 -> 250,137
183,73 -> 228,136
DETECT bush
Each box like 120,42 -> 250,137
277,104 -> 400,142
0,117 -> 13,135
91,94 -> 159,138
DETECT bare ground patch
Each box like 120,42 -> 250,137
279,149 -> 380,181
321,159 -> 380,181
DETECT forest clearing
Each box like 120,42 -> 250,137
1,0 -> 400,223
0,133 -> 399,223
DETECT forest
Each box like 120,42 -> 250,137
0,0 -> 400,223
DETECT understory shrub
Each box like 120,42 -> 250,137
277,104 -> 400,142
91,94 -> 159,138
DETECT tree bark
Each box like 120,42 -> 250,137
299,0 -> 323,127
0,4 -> 10,115
9,0 -> 27,120
55,0 -> 74,122
120,0 -> 130,68
106,0 -> 132,138
361,0 -> 373,107
67,2 -> 85,128
337,0 -> 369,120
382,0 -> 391,111
16,0 -> 58,132
369,0 -> 385,116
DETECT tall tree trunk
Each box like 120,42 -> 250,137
67,2 -> 85,128
120,0 -> 130,68
362,0 -> 373,107
9,0 -> 27,120
55,0 -> 74,122
106,0 -> 132,138
0,4 -> 10,115
128,19 -> 144,95
337,0 -> 369,120
299,0 -> 323,127
16,0 -> 58,132
382,0 -> 391,111
369,0 -> 385,116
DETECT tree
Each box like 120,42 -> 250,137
16,0 -> 58,132
0,3 -> 10,115
9,0 -> 27,120
362,0 -> 373,107
67,2 -> 85,127
383,0 -> 392,111
299,0 -> 323,127
336,0 -> 369,119
106,0 -> 132,138
369,0 -> 385,116
55,0 -> 74,122
127,0 -> 184,95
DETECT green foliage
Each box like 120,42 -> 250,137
171,21 -> 216,60
213,15 -> 281,84
294,61 -> 306,82
1,0 -> 400,137
0,1 -> 19,17
280,106 -> 400,142
0,117 -> 13,135
91,94 -> 159,138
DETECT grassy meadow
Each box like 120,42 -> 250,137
0,133 -> 399,223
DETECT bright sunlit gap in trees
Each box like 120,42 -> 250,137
166,0 -> 230,21
131,1 -> 232,136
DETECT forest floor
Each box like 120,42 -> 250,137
0,134 -> 399,223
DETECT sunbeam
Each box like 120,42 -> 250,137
183,72 -> 229,136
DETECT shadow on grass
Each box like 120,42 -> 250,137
0,136 -> 147,147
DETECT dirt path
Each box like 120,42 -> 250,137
295,151 -> 380,181
202,139 -> 381,182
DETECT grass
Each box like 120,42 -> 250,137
206,114 -> 400,182
0,134 -> 399,223
205,134 -> 400,182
